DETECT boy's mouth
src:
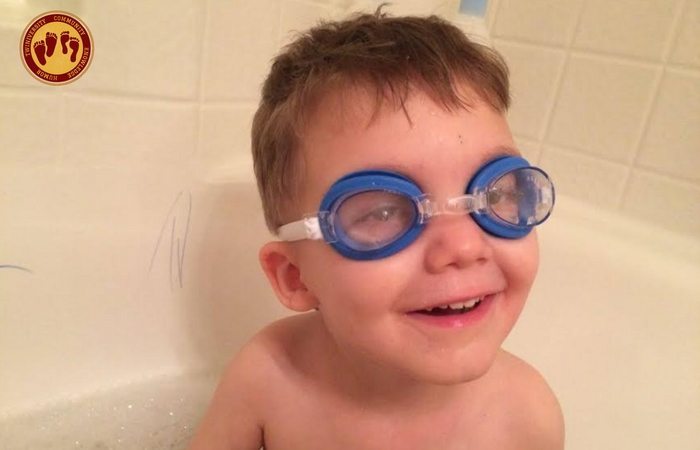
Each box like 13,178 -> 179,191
411,297 -> 483,316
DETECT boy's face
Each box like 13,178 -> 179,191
291,85 -> 538,385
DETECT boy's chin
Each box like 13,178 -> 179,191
407,348 -> 498,386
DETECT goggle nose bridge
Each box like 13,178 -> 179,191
417,191 -> 489,223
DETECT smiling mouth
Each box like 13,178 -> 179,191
411,297 -> 483,316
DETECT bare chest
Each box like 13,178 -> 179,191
260,390 -> 523,450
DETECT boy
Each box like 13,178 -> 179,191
190,9 -> 564,450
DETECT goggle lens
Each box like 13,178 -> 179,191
335,190 -> 417,251
487,168 -> 554,227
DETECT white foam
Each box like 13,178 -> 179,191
0,371 -> 219,450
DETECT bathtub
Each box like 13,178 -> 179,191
1,180 -> 699,450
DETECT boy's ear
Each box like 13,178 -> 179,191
259,241 -> 318,312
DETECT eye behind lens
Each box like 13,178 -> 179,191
334,190 -> 419,251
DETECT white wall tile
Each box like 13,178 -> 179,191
637,70 -> 700,182
279,1 -> 340,46
0,92 -> 64,164
343,0 -> 457,16
492,0 -> 583,46
316,0 -> 361,6
202,0 -> 280,101
512,135 -> 541,163
495,41 -> 565,139
62,94 -> 197,167
72,1 -> 204,99
622,170 -> 700,237
540,146 -> 628,208
546,55 -> 658,163
669,0 -> 700,68
198,103 -> 256,174
573,0 -> 681,61
2,163 -> 187,231
0,24 -> 38,87
485,0 -> 502,30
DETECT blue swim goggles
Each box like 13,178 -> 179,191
277,156 -> 555,260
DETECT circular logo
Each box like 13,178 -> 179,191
20,11 -> 93,85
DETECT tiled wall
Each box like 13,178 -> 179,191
489,0 -> 700,237
1,0 -> 698,238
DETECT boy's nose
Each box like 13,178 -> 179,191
422,214 -> 493,273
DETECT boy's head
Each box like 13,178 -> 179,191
252,8 -> 510,232
252,9 -> 549,386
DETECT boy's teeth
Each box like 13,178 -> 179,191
420,297 -> 483,313
447,297 -> 481,310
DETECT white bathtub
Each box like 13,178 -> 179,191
1,182 -> 699,450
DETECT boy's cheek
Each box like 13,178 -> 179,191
517,236 -> 540,288
301,255 -> 408,313
524,231 -> 540,279
296,243 -> 373,298
490,232 -> 539,287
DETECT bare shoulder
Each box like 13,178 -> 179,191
188,314 -> 311,450
491,350 -> 565,450
216,313 -> 314,409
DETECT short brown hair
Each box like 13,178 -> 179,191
252,8 -> 510,232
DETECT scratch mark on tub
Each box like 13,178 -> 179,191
169,215 -> 176,290
0,265 -> 33,273
148,191 -> 183,274
178,194 -> 192,288
148,190 -> 193,291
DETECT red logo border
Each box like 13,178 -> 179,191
20,11 -> 93,85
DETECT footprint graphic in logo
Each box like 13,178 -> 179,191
60,31 -> 70,54
45,32 -> 57,57
21,12 -> 93,84
68,37 -> 80,63
33,40 -> 46,65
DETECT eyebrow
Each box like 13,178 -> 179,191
490,144 -> 521,158
469,144 -> 517,167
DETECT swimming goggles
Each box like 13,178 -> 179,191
277,155 -> 555,260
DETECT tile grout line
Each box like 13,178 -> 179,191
534,0 -> 588,165
276,0 -> 285,51
549,145 -> 628,168
665,63 -> 700,76
632,167 -> 700,189
200,99 -> 260,108
614,69 -> 664,209
0,84 -> 262,108
490,38 -> 700,74
542,142 -> 698,186
54,89 -> 199,106
57,89 -> 68,169
486,0 -> 502,33
660,0 -> 689,68
616,0 -> 688,209
194,0 -> 210,160
547,143 -> 700,185
0,83 -> 203,105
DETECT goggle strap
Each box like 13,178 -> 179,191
277,216 -> 322,241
